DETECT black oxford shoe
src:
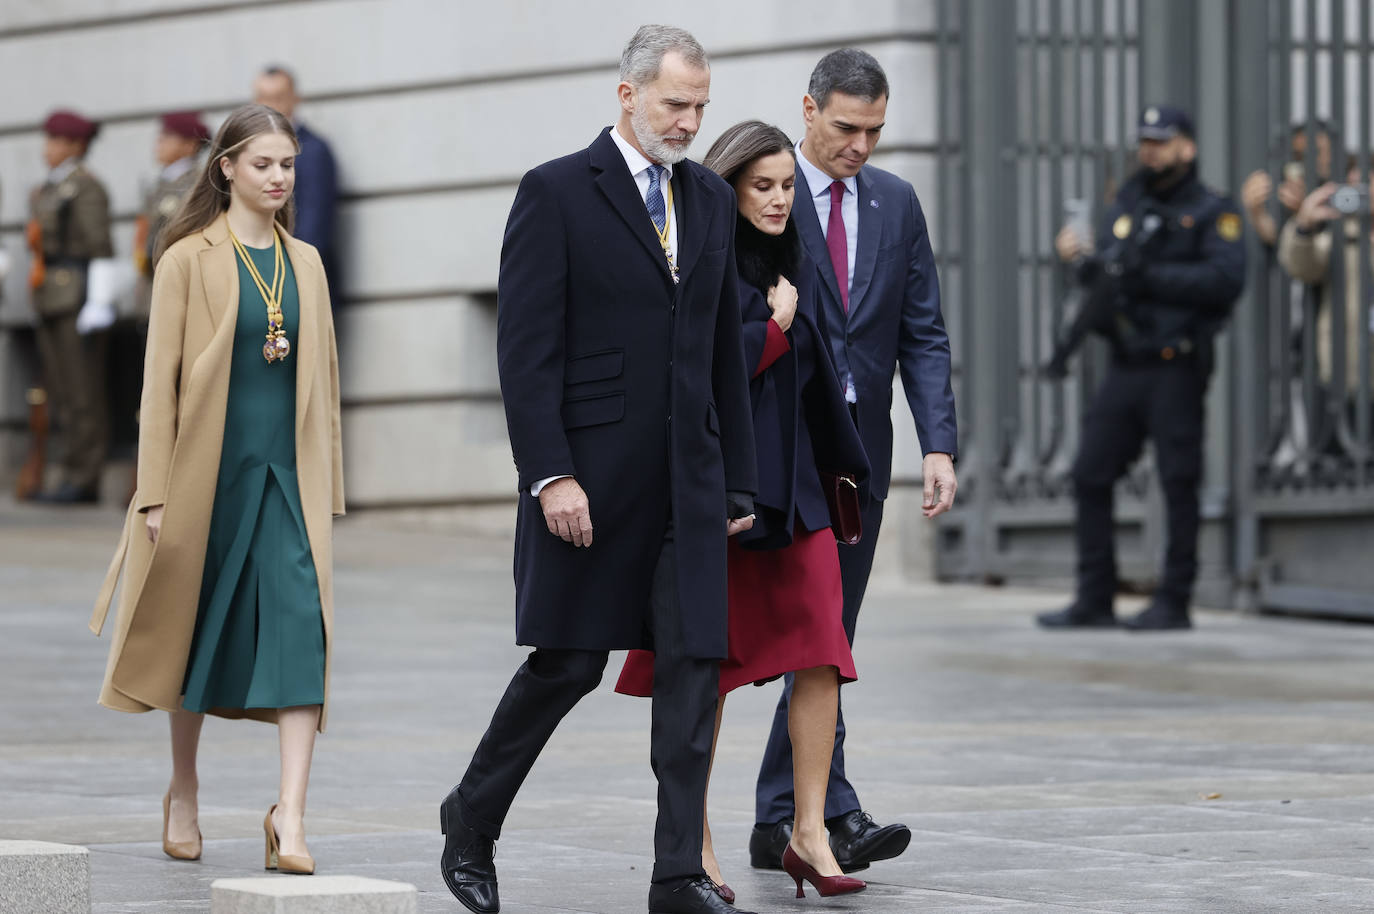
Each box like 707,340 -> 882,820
747,817 -> 792,870
828,810 -> 910,871
440,787 -> 499,914
1123,603 -> 1192,631
649,875 -> 756,914
1036,604 -> 1118,628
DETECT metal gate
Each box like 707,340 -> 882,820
932,0 -> 1374,615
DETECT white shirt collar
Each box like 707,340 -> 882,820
611,124 -> 674,182
48,158 -> 81,184
796,139 -> 856,197
162,156 -> 195,182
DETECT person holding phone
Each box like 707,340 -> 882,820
1241,122 -> 1333,248
1279,177 -> 1374,402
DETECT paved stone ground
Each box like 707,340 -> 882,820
2,500 -> 1373,913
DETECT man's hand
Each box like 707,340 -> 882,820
1241,169 -> 1273,213
922,452 -> 957,518
1055,224 -> 1093,263
539,477 -> 593,547
1295,182 -> 1341,233
1277,172 -> 1308,212
727,514 -> 755,536
1241,170 -> 1278,247
145,505 -> 165,544
766,277 -> 798,332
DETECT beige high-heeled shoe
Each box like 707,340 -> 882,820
264,804 -> 315,875
161,791 -> 202,861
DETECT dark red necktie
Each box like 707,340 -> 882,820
827,180 -> 849,312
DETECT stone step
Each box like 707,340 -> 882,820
0,840 -> 90,914
210,875 -> 416,913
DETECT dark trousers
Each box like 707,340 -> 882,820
456,533 -> 718,884
35,314 -> 108,491
754,496 -> 885,824
1074,359 -> 1206,610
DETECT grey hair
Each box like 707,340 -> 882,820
619,24 -> 708,87
808,48 -> 889,110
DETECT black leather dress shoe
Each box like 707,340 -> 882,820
648,875 -> 756,914
1036,604 -> 1118,628
827,810 -> 910,871
1123,603 -> 1192,631
440,787 -> 499,914
36,484 -> 99,505
747,817 -> 792,869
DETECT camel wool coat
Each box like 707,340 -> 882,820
90,212 -> 344,729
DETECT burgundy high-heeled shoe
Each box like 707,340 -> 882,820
710,879 -> 736,904
782,845 -> 866,898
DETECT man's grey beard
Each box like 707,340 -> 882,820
631,104 -> 693,165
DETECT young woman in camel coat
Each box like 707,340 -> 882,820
90,104 -> 343,874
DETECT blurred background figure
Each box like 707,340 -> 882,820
1239,122 -> 1342,475
26,109 -> 116,504
134,111 -> 210,314
117,110 -> 210,503
253,66 -> 339,297
1278,178 -> 1374,434
1241,121 -> 1333,249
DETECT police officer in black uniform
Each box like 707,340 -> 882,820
1037,105 -> 1246,631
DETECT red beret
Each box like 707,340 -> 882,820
160,111 -> 210,143
43,110 -> 98,142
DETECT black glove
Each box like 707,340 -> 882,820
726,491 -> 754,520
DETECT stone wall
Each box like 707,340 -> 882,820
0,0 -> 944,574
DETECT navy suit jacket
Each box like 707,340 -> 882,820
793,158 -> 957,500
293,123 -> 338,293
497,127 -> 756,659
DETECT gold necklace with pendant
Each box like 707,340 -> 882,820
654,178 -> 679,284
229,227 -> 290,363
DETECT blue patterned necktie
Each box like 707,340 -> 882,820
646,164 -> 666,233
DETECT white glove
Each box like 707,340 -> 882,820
75,257 -> 119,334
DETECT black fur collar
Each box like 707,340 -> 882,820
734,214 -> 801,292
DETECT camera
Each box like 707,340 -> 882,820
1329,183 -> 1369,215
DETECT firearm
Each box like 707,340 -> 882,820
1042,206 -> 1167,380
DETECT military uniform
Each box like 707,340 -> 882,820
28,111 -> 114,501
1040,106 -> 1246,630
134,165 -> 194,312
133,112 -> 208,316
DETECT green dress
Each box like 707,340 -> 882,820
181,242 -> 325,713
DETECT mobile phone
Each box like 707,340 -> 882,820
1063,198 -> 1092,240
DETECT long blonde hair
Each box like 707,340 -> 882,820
154,104 -> 299,263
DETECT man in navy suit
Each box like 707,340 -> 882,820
254,66 -> 340,295
438,25 -> 758,914
749,48 -> 959,875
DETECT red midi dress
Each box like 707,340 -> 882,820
616,312 -> 856,696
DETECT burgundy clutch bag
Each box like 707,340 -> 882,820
820,471 -> 862,546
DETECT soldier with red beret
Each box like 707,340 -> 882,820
27,108 -> 116,503
134,111 -> 209,300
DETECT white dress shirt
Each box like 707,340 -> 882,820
531,128 -> 681,498
796,140 -> 858,296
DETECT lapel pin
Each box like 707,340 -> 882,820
870,199 -> 880,208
